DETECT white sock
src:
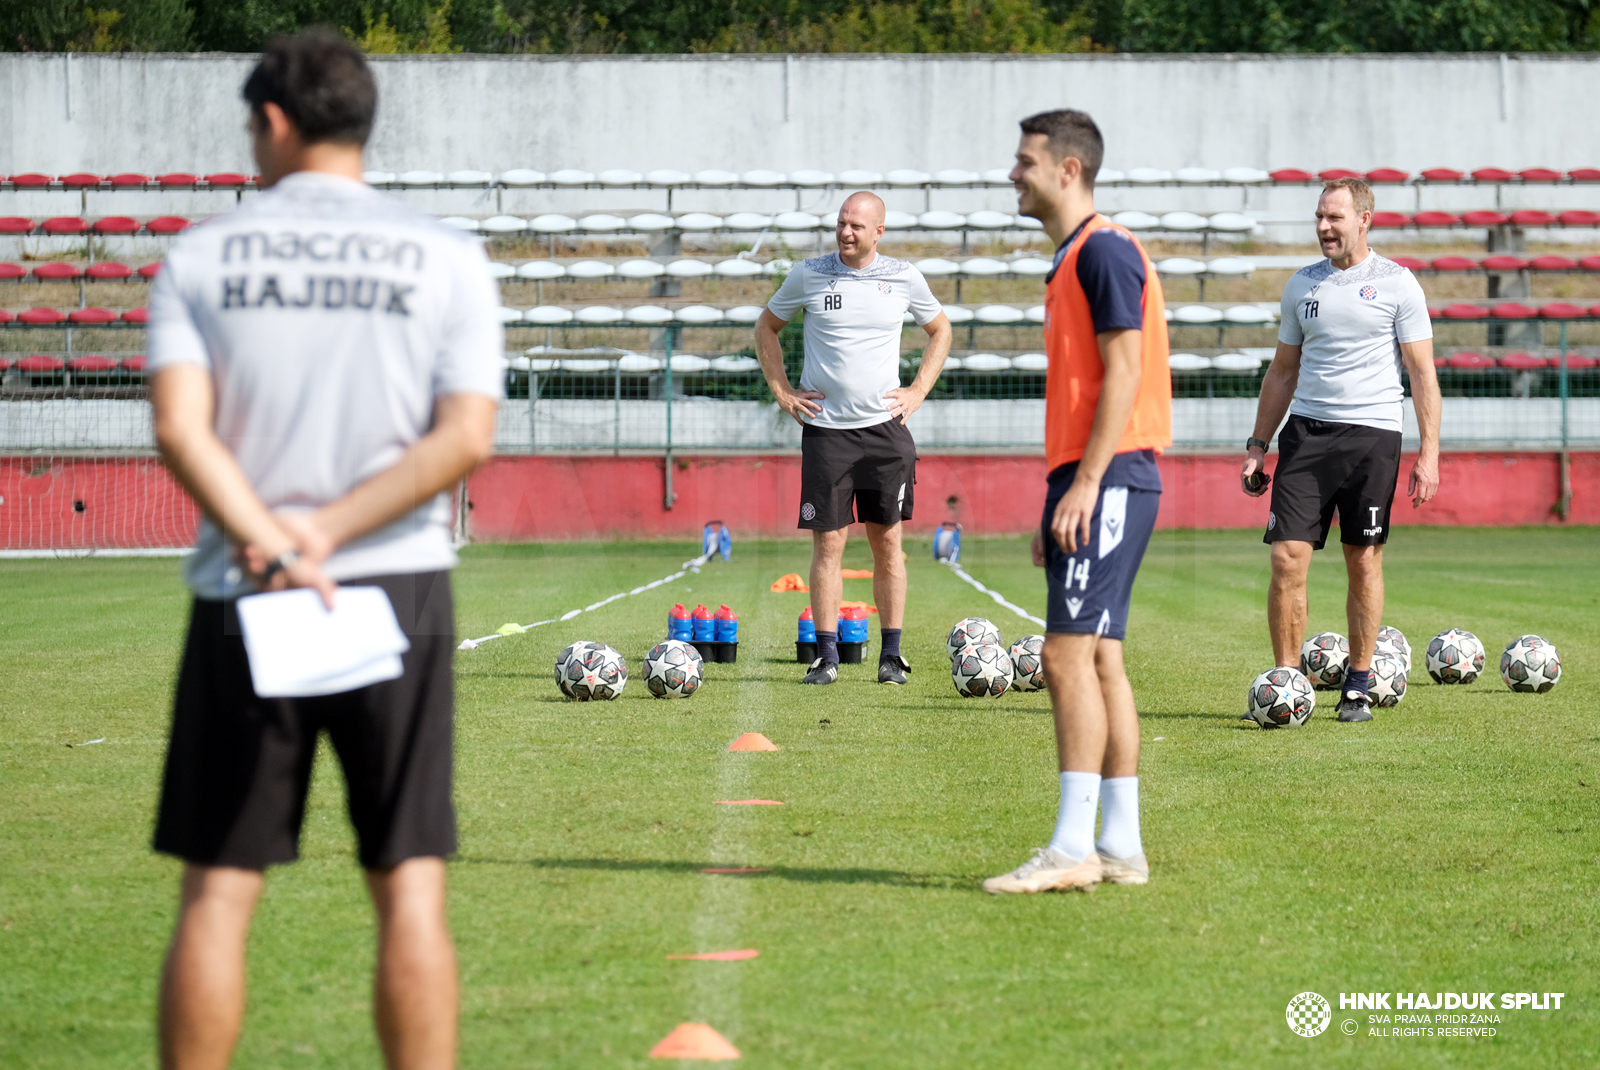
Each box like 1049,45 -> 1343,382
1096,776 -> 1143,859
1048,771 -> 1101,861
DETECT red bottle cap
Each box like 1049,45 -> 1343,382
693,603 -> 712,619
799,607 -> 813,620
671,603 -> 689,618
716,604 -> 737,620
841,604 -> 867,619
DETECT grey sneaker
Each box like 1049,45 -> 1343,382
1096,849 -> 1150,885
801,659 -> 839,685
1336,690 -> 1374,722
878,654 -> 911,685
982,847 -> 1101,895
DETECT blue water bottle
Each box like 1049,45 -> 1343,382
796,606 -> 817,664
691,603 -> 716,661
714,604 -> 739,663
668,603 -> 692,641
839,604 -> 869,664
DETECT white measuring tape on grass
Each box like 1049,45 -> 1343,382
943,560 -> 1047,629
458,550 -> 713,651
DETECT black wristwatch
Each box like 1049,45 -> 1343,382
1246,437 -> 1269,452
260,549 -> 300,584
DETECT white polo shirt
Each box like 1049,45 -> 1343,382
766,252 -> 942,429
148,171 -> 505,599
1278,251 -> 1432,432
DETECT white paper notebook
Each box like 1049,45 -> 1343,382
236,587 -> 411,698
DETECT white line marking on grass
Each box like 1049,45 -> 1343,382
943,561 -> 1046,628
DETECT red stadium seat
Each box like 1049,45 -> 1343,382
1559,354 -> 1600,369
1560,210 -> 1600,226
1370,211 -> 1410,228
1270,169 -> 1314,183
1318,168 -> 1361,181
0,217 -> 34,234
1432,354 -> 1448,368
1421,168 -> 1464,181
1489,303 -> 1537,319
158,172 -> 200,187
0,262 -> 26,280
1446,352 -> 1495,369
110,173 -> 151,187
17,355 -> 65,371
137,262 -> 163,279
0,358 -> 8,370
1537,303 -> 1585,318
1498,352 -> 1548,370
61,172 -> 104,188
1365,168 -> 1409,183
1519,168 -> 1562,183
1390,255 -> 1430,271
1510,210 -> 1557,226
0,310 -> 12,323
204,172 -> 251,186
18,308 -> 66,324
1412,211 -> 1459,226
1471,168 -> 1514,182
1481,255 -> 1528,271
1567,168 -> 1600,182
1431,256 -> 1478,272
145,216 -> 191,235
1529,255 -> 1577,271
93,216 -> 140,235
1581,256 -> 1600,272
121,308 -> 149,323
86,262 -> 133,280
68,307 -> 117,324
68,355 -> 118,372
120,355 -> 149,372
1461,210 -> 1510,226
9,173 -> 53,188
31,262 -> 82,280
1442,304 -> 1490,320
42,216 -> 90,235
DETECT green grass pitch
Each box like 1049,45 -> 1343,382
1,527 -> 1596,1068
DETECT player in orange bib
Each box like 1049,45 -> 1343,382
984,110 -> 1172,895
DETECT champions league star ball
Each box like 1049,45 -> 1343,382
1008,635 -> 1047,692
1376,625 -> 1412,673
1299,631 -> 1349,690
1425,629 -> 1485,685
1370,648 -> 1408,708
947,617 -> 1002,660
1500,635 -> 1562,693
952,642 -> 1014,697
555,641 -> 628,701
642,639 -> 703,699
1247,666 -> 1316,728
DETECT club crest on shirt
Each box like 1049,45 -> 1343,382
878,281 -> 893,295
1359,285 -> 1378,300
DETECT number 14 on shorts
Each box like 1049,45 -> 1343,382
1063,557 -> 1091,590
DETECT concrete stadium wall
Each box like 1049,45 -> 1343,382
3,52 -> 1597,178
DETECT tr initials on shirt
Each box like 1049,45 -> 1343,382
822,293 -> 843,311
1303,299 -> 1319,319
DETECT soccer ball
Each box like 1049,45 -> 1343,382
1425,629 -> 1485,685
947,617 -> 1002,660
1008,635 -> 1047,692
555,641 -> 628,701
1500,635 -> 1561,693
1246,666 -> 1316,728
642,639 -> 703,699
1299,631 -> 1349,690
1376,625 -> 1411,673
952,642 -> 1014,697
1370,648 -> 1408,708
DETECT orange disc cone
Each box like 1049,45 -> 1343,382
649,1022 -> 740,1060
728,732 -> 778,752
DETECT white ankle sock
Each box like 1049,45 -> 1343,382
1096,776 -> 1143,859
1048,772 -> 1101,861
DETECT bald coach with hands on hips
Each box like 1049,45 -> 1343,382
755,191 -> 953,687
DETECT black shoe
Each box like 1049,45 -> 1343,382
1336,691 -> 1374,722
878,654 -> 911,685
801,659 -> 839,685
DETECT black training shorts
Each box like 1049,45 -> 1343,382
153,571 -> 458,871
1265,414 -> 1403,550
798,419 -> 916,531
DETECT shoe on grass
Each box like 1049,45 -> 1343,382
1096,849 -> 1150,885
1336,691 -> 1374,723
801,659 -> 839,685
878,653 -> 911,685
982,847 -> 1101,895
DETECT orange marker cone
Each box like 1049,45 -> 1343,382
649,1022 -> 740,1060
728,732 -> 778,752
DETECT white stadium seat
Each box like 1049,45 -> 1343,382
887,169 -> 932,186
934,169 -> 980,184
1012,353 -> 1049,371
981,168 -> 1012,183
549,169 -> 596,185
617,260 -> 665,279
789,170 -> 834,186
438,216 -> 478,231
976,305 -> 1023,323
764,259 -> 793,275
1025,305 -> 1046,322
1222,167 -> 1270,183
487,262 -> 516,279
1157,257 -> 1207,276
714,259 -> 764,277
448,170 -> 492,184
675,305 -> 724,324
725,306 -> 764,324
775,211 -> 822,230
941,356 -> 963,370
666,260 -> 714,278
598,169 -> 643,185
674,213 -> 723,230
1160,212 -> 1209,231
562,359 -> 613,373
625,305 -> 674,324
523,357 -> 560,372
496,306 -> 522,323
1173,305 -> 1224,324
963,353 -> 1012,371
1212,352 -> 1265,372
918,211 -> 966,229
480,215 -> 529,233
1096,169 -> 1126,183
1127,168 -> 1173,184
646,169 -> 690,185
884,210 -> 918,229
712,355 -> 761,371
1207,213 -> 1255,233
962,258 -> 1008,276
1011,257 -> 1052,275
517,261 -> 566,280
530,214 -> 578,232
619,354 -> 663,371
580,214 -> 628,231
627,213 -> 675,230
1168,353 -> 1213,371
914,258 -> 960,276
944,307 -> 974,323
1176,167 -> 1222,184
1112,211 -> 1159,230
838,170 -> 882,185
1015,215 -> 1044,230
566,261 -> 615,279
499,169 -> 545,186
362,171 -> 396,184
1224,305 -> 1276,324
671,355 -> 713,373
724,212 -> 771,230
400,170 -> 445,185
575,306 -> 624,323
741,170 -> 786,186
693,169 -> 738,185
966,210 -> 1014,229
525,306 -> 574,324
1206,257 -> 1255,276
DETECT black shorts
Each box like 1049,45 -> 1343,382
1265,414 -> 1402,550
153,571 -> 458,871
798,419 -> 916,530
1041,482 -> 1159,640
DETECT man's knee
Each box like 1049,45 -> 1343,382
1270,540 -> 1311,580
864,522 -> 903,564
1343,543 -> 1383,578
812,528 -> 848,562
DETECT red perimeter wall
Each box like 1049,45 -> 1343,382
2,452 -> 1595,549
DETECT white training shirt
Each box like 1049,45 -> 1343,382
148,171 -> 505,599
765,252 -> 942,429
1278,250 -> 1433,432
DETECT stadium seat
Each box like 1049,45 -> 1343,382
495,306 -> 523,323
617,353 -> 662,371
1175,168 -> 1222,183
1481,255 -> 1528,271
580,214 -> 627,231
1560,211 -> 1600,225
524,306 -> 573,324
0,262 -> 25,279
1421,168 -> 1464,181
914,258 -> 959,276
1126,168 -> 1173,183
137,263 -> 162,279
666,260 -> 713,278
725,306 -> 763,325
1111,211 -> 1158,230
204,172 -> 251,186
1222,167 -> 1270,183
566,261 -> 614,279
1223,306 -> 1276,325
1431,256 -> 1478,272
109,172 -> 150,187
674,213 -> 723,230
17,355 -> 64,370
32,262 -> 82,280
1365,168 -> 1410,183
724,212 -> 771,230
439,217 -> 477,231
775,211 -> 821,230
1371,211 -> 1410,228
1206,257 -> 1254,277
0,217 -> 33,234
1461,211 -> 1510,226
68,355 -> 117,372
1519,168 -> 1561,183
838,170 -> 882,185
764,259 -> 792,275
1442,304 -> 1490,319
1168,353 -> 1212,371
0,310 -> 10,323
1318,168 -> 1361,181
1094,169 -> 1125,183
883,210 -> 918,229
789,170 -> 834,186
1567,168 -> 1600,182
560,358 -> 613,373
966,210 -> 1014,229
1537,302 -> 1585,318
1582,256 -> 1600,271
61,172 -> 103,188
1173,306 -> 1223,324
516,260 -> 565,280
68,306 -> 117,324
714,259 -> 763,277
529,214 -> 577,233
692,170 -> 738,185
499,169 -> 546,186
675,306 -> 723,324
961,258 -> 1008,276
120,308 -> 148,323
549,169 -> 596,185
1560,354 -> 1600,369
1213,352 -> 1264,372
18,308 -> 66,323
448,170 -> 493,185
934,169 -> 980,184
9,173 -> 52,187
486,262 -> 515,280
1510,210 -> 1557,226
1471,168 -> 1514,182
597,169 -> 643,185
392,170 -> 441,186
121,356 -> 148,372
146,217 -> 191,235
1413,211 -> 1460,227
1207,213 -> 1255,232
625,305 -> 673,324
1157,257 -> 1205,276
1011,257 -> 1052,275
362,171 -> 397,184
616,260 -> 665,279
1025,305 -> 1045,323
1530,255 -> 1577,270
1447,352 -> 1495,369
575,306 -> 624,323
975,305 -> 1024,323
1497,352 -> 1548,370
1390,255 -> 1429,271
43,217 -> 89,235
670,355 -> 712,373
93,216 -> 140,234
711,355 -> 761,371
887,169 -> 932,186
627,212 -> 675,230
645,169 -> 690,185
1489,302 -> 1537,319
918,211 -> 965,229
960,354 -> 1011,371
943,307 -> 974,324
479,215 -> 528,233
158,173 -> 200,187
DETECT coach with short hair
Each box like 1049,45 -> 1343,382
755,191 -> 952,686
148,31 -> 501,1069
1242,177 -> 1441,723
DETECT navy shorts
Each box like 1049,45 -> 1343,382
1041,483 -> 1159,639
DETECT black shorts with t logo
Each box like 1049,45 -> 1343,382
798,419 -> 916,531
1265,414 -> 1402,550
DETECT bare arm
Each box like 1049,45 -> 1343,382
755,309 -> 824,424
1241,341 -> 1303,495
1044,328 -> 1143,555
884,313 -> 952,423
1399,338 -> 1440,507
